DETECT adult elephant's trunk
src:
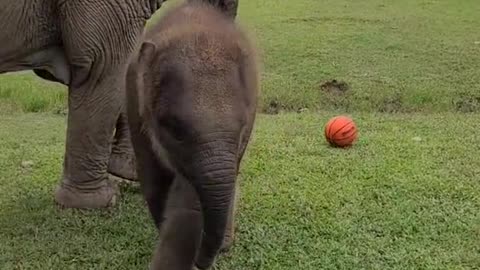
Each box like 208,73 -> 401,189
189,139 -> 238,269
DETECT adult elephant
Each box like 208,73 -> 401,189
0,0 -> 239,209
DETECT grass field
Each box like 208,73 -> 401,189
1,112 -> 479,269
1,0 -> 480,269
1,0 -> 480,113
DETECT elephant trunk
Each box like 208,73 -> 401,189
189,139 -> 238,269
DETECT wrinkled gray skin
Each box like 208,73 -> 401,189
0,0 -> 238,209
125,2 -> 259,269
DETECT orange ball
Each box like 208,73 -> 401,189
324,115 -> 358,147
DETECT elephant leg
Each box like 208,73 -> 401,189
137,146 -> 176,228
108,110 -> 138,181
150,174 -> 203,270
53,1 -> 146,208
54,76 -> 122,208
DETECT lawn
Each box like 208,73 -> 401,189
1,0 -> 480,269
1,0 -> 480,113
0,112 -> 479,269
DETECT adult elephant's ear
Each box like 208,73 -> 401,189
145,0 -> 165,18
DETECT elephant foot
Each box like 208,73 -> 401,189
108,174 -> 140,188
54,179 -> 119,209
108,152 -> 138,181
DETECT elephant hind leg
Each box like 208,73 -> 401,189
108,111 -> 138,182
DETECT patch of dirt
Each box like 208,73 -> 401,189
320,79 -> 350,95
297,107 -> 309,113
54,107 -> 68,116
21,160 -> 34,169
264,100 -> 280,115
454,94 -> 480,113
379,93 -> 403,113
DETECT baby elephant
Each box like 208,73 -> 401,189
125,1 -> 260,270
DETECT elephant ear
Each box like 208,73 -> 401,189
198,0 -> 238,19
138,41 -> 157,66
220,0 -> 239,18
125,41 -> 157,122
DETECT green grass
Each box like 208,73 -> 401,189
1,112 -> 479,269
1,0 -> 480,113
1,0 -> 480,269
0,73 -> 66,114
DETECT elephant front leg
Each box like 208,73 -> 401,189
108,111 -> 138,182
53,0 -> 147,209
150,174 -> 203,270
54,72 -> 123,209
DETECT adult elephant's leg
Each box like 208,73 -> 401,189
54,1 -> 145,208
108,110 -> 138,181
54,74 -> 123,208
